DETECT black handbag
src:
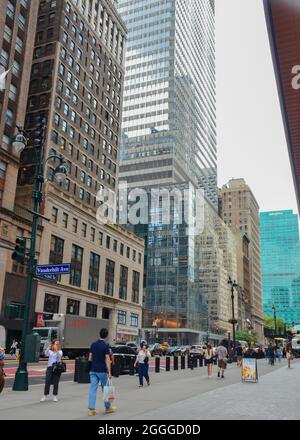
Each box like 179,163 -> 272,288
52,361 -> 67,374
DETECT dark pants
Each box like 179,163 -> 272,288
138,363 -> 149,386
44,366 -> 61,396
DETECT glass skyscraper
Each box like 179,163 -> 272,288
260,210 -> 300,326
117,0 -> 217,207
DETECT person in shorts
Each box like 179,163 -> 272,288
216,341 -> 228,378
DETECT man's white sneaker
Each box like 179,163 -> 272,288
40,396 -> 47,402
53,396 -> 58,402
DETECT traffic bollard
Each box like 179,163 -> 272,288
113,357 -> 120,377
199,355 -> 204,367
129,357 -> 135,375
155,356 -> 160,373
193,355 -> 198,368
188,355 -> 194,370
181,355 -> 185,369
173,355 -> 178,370
166,356 -> 170,371
74,357 -> 80,382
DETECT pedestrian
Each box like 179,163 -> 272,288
138,340 -> 147,352
88,328 -> 116,416
216,341 -> 228,378
244,342 -> 257,359
9,339 -> 18,357
286,346 -> 294,369
0,347 -> 5,394
282,346 -> 286,359
40,340 -> 63,402
134,343 -> 151,387
204,343 -> 214,377
236,344 -> 243,366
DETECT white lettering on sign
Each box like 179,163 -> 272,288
291,65 -> 300,90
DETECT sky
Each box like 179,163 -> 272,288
216,0 -> 299,215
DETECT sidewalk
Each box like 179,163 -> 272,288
0,360 -> 298,420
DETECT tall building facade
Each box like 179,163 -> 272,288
117,0 -> 217,208
219,178 -> 264,341
0,0 -> 40,349
260,210 -> 300,327
0,0 -> 145,347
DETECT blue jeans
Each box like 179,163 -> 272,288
88,372 -> 111,410
138,363 -> 149,386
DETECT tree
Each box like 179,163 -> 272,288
264,316 -> 285,335
236,329 -> 259,344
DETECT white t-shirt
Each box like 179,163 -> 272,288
45,348 -> 63,367
136,350 -> 151,364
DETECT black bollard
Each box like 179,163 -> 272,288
188,355 -> 194,370
129,357 -> 135,376
74,357 -> 80,382
181,355 -> 185,370
113,356 -> 120,377
155,356 -> 160,373
193,355 -> 198,368
199,355 -> 204,367
166,356 -> 170,371
174,355 -> 178,370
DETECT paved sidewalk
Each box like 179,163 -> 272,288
0,360 -> 298,420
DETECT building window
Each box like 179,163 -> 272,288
138,253 -> 142,265
62,212 -> 68,228
119,265 -> 128,300
90,227 -> 95,242
66,298 -> 80,315
72,218 -> 78,233
106,236 -> 110,249
117,310 -> 126,325
52,207 -> 58,223
6,1 -> 15,18
81,222 -> 87,238
120,243 -> 124,256
6,109 -> 14,127
99,231 -> 103,246
70,244 -> 83,287
133,250 -> 136,262
132,271 -> 140,304
0,161 -> 7,179
44,294 -> 60,314
88,252 -> 100,292
131,313 -> 138,327
105,259 -> 115,296
86,303 -> 97,318
49,235 -> 64,265
79,187 -> 84,200
126,247 -> 130,259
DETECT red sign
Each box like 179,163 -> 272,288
36,312 -> 44,327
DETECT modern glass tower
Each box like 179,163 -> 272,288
117,0 -> 217,208
260,210 -> 300,326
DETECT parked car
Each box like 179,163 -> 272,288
126,342 -> 138,354
179,345 -> 191,355
148,343 -> 162,356
166,346 -> 181,356
160,342 -> 169,355
189,345 -> 205,358
111,345 -> 137,374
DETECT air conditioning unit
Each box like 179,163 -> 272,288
52,313 -> 64,321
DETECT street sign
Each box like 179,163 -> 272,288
36,263 -> 71,275
35,273 -> 58,282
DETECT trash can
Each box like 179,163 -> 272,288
74,357 -> 80,382
77,358 -> 90,383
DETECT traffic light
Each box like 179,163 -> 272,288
12,238 -> 26,264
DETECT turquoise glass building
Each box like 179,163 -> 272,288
260,210 -> 300,326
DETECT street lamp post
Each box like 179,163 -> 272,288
206,300 -> 209,345
12,121 -> 68,391
272,305 -> 277,337
228,277 -> 238,357
152,320 -> 158,344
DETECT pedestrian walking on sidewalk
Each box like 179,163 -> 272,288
135,344 -> 151,387
236,344 -> 243,366
9,340 -> 18,357
88,328 -> 116,416
204,344 -> 214,377
286,347 -> 294,368
216,341 -> 228,378
40,341 -> 63,402
0,347 -> 5,394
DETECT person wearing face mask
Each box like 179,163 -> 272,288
40,340 -> 63,402
134,344 -> 151,387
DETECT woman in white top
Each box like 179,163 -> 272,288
204,344 -> 214,377
134,344 -> 151,387
40,340 -> 63,402
286,347 -> 294,369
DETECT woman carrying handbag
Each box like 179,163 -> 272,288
40,340 -> 65,402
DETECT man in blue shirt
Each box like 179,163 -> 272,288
88,328 -> 115,416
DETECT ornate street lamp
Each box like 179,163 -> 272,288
12,117 -> 68,391
228,276 -> 238,357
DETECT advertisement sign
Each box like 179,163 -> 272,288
242,358 -> 258,383
36,312 -> 44,327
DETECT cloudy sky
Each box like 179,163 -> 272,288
216,0 -> 298,215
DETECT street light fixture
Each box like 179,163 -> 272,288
152,319 -> 158,344
12,126 -> 28,154
272,305 -> 277,337
228,276 -> 238,357
12,117 -> 68,391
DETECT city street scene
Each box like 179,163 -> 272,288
1,0 -> 300,423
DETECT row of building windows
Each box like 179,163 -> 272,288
43,293 -> 139,326
49,235 -> 140,301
